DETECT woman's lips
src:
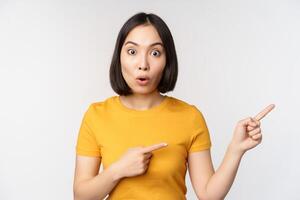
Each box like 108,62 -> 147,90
136,78 -> 149,86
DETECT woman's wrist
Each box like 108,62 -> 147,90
228,141 -> 246,157
108,162 -> 124,181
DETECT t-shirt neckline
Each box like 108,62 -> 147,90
115,95 -> 170,115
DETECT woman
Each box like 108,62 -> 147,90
73,12 -> 275,200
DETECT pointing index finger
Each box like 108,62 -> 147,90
141,143 -> 168,153
254,104 -> 275,121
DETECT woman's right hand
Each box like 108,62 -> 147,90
110,142 -> 168,179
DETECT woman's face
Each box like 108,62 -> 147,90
120,24 -> 166,95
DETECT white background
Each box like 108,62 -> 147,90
0,0 -> 299,199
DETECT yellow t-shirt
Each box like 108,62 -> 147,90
75,95 -> 212,200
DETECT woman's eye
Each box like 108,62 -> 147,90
127,49 -> 136,55
151,50 -> 161,57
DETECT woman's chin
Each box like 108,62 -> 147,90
131,87 -> 157,95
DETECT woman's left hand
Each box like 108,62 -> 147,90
230,104 -> 275,155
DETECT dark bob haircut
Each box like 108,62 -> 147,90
109,12 -> 178,96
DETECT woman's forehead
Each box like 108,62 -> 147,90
124,25 -> 163,46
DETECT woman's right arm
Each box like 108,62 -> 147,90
73,155 -> 122,200
73,143 -> 168,200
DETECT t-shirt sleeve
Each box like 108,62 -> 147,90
75,104 -> 101,157
188,105 -> 212,153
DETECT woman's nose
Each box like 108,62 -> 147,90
138,66 -> 148,70
138,55 -> 149,71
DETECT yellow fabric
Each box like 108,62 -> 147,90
75,95 -> 212,200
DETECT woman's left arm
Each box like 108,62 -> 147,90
188,104 -> 275,200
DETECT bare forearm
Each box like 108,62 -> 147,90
205,143 -> 244,200
74,164 -> 122,200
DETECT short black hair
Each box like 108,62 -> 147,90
109,12 -> 178,96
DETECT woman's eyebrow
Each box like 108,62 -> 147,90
124,41 -> 164,47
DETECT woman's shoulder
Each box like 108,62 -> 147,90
84,95 -> 117,113
167,96 -> 203,114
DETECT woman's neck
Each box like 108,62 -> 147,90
119,92 -> 166,111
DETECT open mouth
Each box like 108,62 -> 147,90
136,77 -> 149,85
